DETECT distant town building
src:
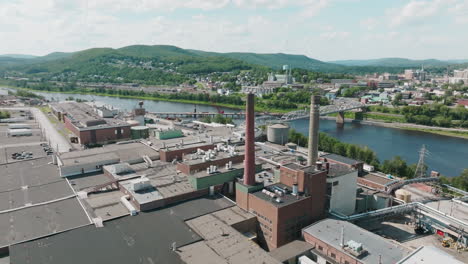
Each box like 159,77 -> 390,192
450,69 -> 468,84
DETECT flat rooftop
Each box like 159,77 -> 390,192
327,162 -> 356,177
0,197 -> 91,248
118,161 -> 195,204
51,101 -> 129,130
282,163 -> 319,174
182,151 -> 244,166
252,183 -> 309,208
322,153 -> 362,166
398,246 -> 464,264
360,172 -> 394,185
0,157 -> 91,247
58,142 -> 159,165
179,207 -> 280,264
303,219 -> 410,264
0,157 -> 73,211
191,162 -> 245,179
10,196 -> 234,264
269,240 -> 314,263
159,141 -> 215,152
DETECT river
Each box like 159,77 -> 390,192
5,89 -> 468,177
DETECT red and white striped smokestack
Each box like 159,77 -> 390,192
243,93 -> 256,186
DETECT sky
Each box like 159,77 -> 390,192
0,0 -> 467,61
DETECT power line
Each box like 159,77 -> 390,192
414,144 -> 429,178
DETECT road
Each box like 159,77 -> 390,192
30,108 -> 72,153
0,107 -> 72,153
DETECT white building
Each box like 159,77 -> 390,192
326,163 -> 358,216
449,69 -> 468,84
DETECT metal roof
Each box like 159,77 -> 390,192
303,219 -> 410,264
10,196 -> 235,264
322,153 -> 362,166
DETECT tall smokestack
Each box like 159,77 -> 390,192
244,93 -> 256,186
308,95 -> 320,166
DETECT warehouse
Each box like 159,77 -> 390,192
57,142 -> 159,177
50,102 -> 132,145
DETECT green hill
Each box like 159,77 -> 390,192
330,58 -> 454,67
188,49 -> 344,71
2,45 -> 467,83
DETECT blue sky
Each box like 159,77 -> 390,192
0,0 -> 467,60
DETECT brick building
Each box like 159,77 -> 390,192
236,163 -> 327,251
51,101 -> 131,146
159,142 -> 215,162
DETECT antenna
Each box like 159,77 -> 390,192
414,145 -> 429,178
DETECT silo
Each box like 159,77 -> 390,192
131,126 -> 149,139
267,123 -> 290,145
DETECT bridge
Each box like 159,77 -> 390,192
279,98 -> 366,123
148,98 -> 366,124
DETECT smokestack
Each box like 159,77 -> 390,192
308,95 -> 321,166
243,93 -> 256,186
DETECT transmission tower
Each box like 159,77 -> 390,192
414,145 -> 429,178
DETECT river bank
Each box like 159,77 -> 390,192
4,84 -> 468,139
320,116 -> 468,139
0,83 -> 294,113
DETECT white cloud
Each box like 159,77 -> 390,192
449,0 -> 468,24
319,31 -> 350,41
360,18 -> 378,30
388,0 -> 454,27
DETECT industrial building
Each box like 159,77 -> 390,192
302,219 -> 410,264
50,101 -> 132,145
235,94 -> 328,250
57,142 -> 159,177
325,163 -> 358,216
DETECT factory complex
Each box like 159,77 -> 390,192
0,96 -> 467,264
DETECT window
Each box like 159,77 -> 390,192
333,181 -> 339,186
331,253 -> 336,259
318,245 -> 323,251
345,261 -> 350,264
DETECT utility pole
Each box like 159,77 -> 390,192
414,145 -> 428,178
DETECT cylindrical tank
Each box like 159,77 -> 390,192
131,126 -> 149,139
267,124 -> 290,145
395,189 -> 412,203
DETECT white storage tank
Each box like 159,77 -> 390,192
8,123 -> 31,129
267,123 -> 289,145
8,128 -> 32,136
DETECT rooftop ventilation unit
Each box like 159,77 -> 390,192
345,240 -> 366,257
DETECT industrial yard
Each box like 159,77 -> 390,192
0,94 -> 467,264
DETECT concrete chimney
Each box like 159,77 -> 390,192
243,93 -> 256,186
308,95 -> 321,166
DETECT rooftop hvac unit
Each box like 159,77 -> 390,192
346,240 -> 364,256
131,177 -> 151,192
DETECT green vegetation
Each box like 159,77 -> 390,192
440,169 -> 468,192
369,104 -> 468,128
341,86 -> 367,97
0,110 -> 10,119
287,128 -> 435,179
288,129 -> 380,167
364,112 -> 406,123
8,89 -> 44,99
200,114 -> 234,125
